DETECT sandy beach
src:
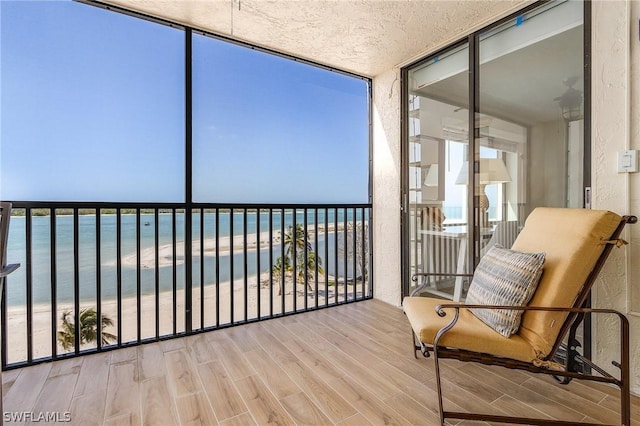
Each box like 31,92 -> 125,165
5,269 -> 367,365
4,220 -> 368,365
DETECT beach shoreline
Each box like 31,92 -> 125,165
115,222 -> 347,269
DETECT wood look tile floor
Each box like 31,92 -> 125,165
2,299 -> 639,425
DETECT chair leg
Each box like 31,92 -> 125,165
621,318 -> 631,426
431,307 -> 461,426
553,313 -> 584,384
410,329 -> 418,359
433,345 -> 446,426
410,329 -> 431,359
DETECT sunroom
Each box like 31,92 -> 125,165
1,0 -> 639,424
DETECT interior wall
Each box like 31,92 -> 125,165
591,0 -> 640,396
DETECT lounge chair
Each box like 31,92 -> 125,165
403,207 -> 636,425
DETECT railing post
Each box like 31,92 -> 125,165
185,206 -> 192,333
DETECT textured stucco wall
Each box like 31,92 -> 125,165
591,0 -> 640,396
372,70 -> 402,306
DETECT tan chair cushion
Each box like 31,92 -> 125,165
403,208 -> 621,363
403,296 -> 539,362
512,208 -> 621,358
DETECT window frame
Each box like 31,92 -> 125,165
4,0 -> 373,206
400,0 -> 591,297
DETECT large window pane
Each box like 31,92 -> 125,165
478,0 -> 583,243
406,44 -> 471,300
1,0 -> 185,202
192,34 -> 369,203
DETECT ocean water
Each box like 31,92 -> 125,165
5,210 -> 361,307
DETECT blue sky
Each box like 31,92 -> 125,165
1,0 -> 369,203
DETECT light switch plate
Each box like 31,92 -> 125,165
618,150 -> 638,173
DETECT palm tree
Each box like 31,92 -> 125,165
272,224 -> 324,294
284,224 -> 311,260
272,255 -> 290,296
294,250 -> 324,286
57,307 -> 117,351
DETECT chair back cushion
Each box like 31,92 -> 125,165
511,208 -> 621,358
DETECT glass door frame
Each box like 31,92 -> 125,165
400,0 -> 592,298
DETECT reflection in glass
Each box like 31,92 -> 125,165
478,0 -> 584,227
407,44 -> 470,300
405,0 -> 584,300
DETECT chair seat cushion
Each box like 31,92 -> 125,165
403,296 -> 540,363
466,245 -> 545,337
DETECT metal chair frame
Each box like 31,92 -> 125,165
410,214 -> 636,426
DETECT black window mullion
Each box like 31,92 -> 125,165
185,28 -> 193,334
200,209 -> 204,330
154,209 -> 160,339
136,209 -> 141,343
116,208 -> 122,347
50,210 -> 57,359
230,209 -> 234,324
256,209 -> 261,319
25,208 -> 33,362
215,209 -> 220,327
469,34 -> 479,272
96,210 -> 102,350
243,208 -> 248,321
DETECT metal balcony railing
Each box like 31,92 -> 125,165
2,202 -> 373,368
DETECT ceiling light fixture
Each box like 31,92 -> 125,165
554,76 -> 583,121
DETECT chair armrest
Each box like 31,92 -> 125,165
0,263 -> 20,278
410,272 -> 474,296
412,272 -> 474,281
431,304 -> 630,364
434,303 -> 626,317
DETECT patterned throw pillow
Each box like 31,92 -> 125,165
466,245 -> 545,337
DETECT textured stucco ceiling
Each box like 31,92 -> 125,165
99,0 -> 529,77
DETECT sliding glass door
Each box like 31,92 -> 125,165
405,43 -> 472,300
403,0 -> 586,300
